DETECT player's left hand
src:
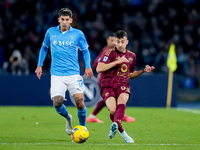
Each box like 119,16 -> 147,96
84,68 -> 94,79
144,65 -> 155,72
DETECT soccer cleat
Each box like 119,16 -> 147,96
86,117 -> 103,123
66,114 -> 73,135
119,130 -> 134,143
122,115 -> 135,122
108,122 -> 118,139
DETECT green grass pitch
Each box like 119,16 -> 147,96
0,106 -> 199,150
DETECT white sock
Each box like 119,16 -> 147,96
119,130 -> 134,143
66,114 -> 71,120
119,130 -> 126,136
89,114 -> 96,118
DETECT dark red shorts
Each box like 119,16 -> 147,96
101,83 -> 130,102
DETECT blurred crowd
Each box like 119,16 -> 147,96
0,0 -> 200,88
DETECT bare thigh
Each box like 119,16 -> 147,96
117,93 -> 129,105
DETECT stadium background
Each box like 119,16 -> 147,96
0,0 -> 200,107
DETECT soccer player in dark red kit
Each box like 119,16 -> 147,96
87,33 -> 135,123
96,30 -> 155,143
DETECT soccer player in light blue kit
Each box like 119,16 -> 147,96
35,8 -> 93,135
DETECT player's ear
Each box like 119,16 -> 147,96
70,18 -> 73,23
127,40 -> 129,45
58,17 -> 60,23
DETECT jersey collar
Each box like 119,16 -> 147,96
56,25 -> 74,32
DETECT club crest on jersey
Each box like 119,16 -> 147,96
53,40 -> 58,46
103,56 -> 108,62
121,64 -> 128,72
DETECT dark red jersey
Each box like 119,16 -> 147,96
93,46 -> 110,69
93,46 -> 112,88
98,48 -> 136,87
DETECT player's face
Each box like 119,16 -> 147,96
115,37 -> 128,53
107,36 -> 116,48
58,15 -> 73,32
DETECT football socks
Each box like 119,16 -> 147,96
54,104 -> 69,118
78,105 -> 87,126
114,104 -> 126,132
92,100 -> 106,116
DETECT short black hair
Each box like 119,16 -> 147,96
108,32 -> 115,37
115,30 -> 128,39
58,8 -> 73,18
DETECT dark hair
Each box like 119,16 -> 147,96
108,32 -> 115,37
58,8 -> 73,18
115,30 -> 128,39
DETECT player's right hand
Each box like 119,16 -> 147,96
35,66 -> 42,79
117,55 -> 129,64
84,68 -> 94,79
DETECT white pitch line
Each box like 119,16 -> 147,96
0,143 -> 199,146
177,108 -> 200,114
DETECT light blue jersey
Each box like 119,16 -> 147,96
37,25 -> 91,76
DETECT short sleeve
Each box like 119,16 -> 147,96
130,54 -> 136,72
98,48 -> 114,64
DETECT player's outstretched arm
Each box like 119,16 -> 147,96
129,65 -> 155,79
35,66 -> 42,79
96,56 -> 129,73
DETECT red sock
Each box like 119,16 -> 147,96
110,113 -> 114,122
114,104 -> 125,132
92,100 -> 106,116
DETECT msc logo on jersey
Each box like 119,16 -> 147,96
59,41 -> 74,46
70,76 -> 101,106
52,40 -> 74,46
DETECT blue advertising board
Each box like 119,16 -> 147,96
0,74 -> 176,107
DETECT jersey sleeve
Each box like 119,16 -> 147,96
92,57 -> 100,69
78,31 -> 89,50
37,30 -> 50,66
82,48 -> 91,69
130,53 -> 136,72
42,29 -> 50,48
98,48 -> 114,64
92,48 -> 105,69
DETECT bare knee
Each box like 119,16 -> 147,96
74,96 -> 84,109
109,108 -> 116,115
105,97 -> 117,115
52,96 -> 64,108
